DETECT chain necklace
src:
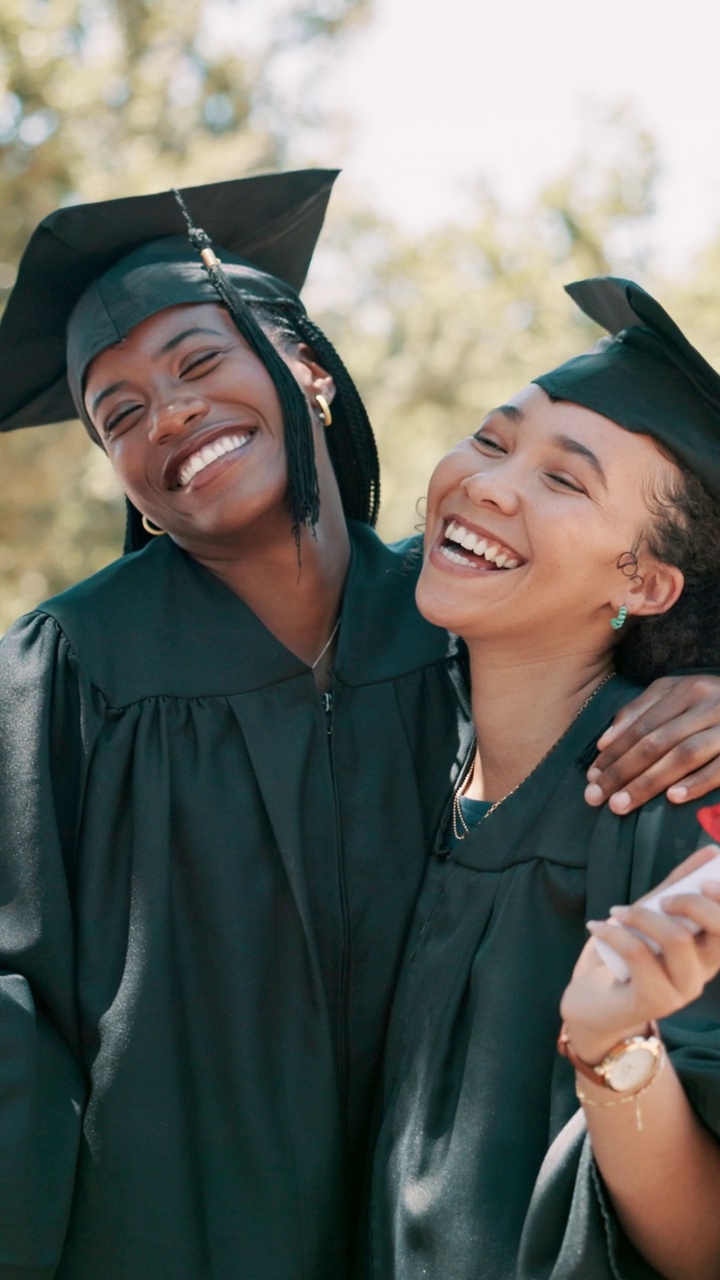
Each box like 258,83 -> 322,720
311,617 -> 341,670
452,672 -> 615,841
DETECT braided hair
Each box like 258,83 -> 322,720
250,302 -> 380,527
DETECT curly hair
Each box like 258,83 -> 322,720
617,460 -> 720,680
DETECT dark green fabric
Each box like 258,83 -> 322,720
0,522 -> 471,1279
365,676 -> 720,1280
533,276 -> 720,499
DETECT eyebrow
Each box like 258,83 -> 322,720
493,404 -> 524,422
90,380 -> 126,415
89,327 -> 227,416
486,406 -> 608,487
551,433 -> 608,487
155,325 -> 226,357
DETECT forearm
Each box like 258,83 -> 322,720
579,1056 -> 720,1280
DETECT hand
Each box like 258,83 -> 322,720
560,847 -> 720,1065
584,675 -> 720,815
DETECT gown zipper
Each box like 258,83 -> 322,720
319,686 -> 351,1152
321,691 -> 333,732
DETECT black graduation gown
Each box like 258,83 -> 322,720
366,676 -> 720,1280
0,521 -> 470,1280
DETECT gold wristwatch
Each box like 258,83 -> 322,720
557,1021 -> 664,1093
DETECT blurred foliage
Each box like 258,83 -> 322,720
1,18 -> 720,631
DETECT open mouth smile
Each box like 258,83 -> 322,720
174,431 -> 256,489
438,519 -> 525,570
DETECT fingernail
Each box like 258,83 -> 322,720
667,785 -> 688,802
586,920 -> 603,933
609,791 -> 631,813
584,783 -> 604,806
586,766 -> 601,782
597,725 -> 620,748
609,905 -> 630,919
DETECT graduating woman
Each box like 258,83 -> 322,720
365,279 -> 720,1280
0,181 -> 719,1279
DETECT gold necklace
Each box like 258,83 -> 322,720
451,672 -> 615,842
311,617 -> 340,670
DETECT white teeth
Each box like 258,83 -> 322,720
440,545 -> 470,566
177,433 -> 250,487
443,520 -> 522,569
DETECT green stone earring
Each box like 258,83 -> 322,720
610,604 -> 628,631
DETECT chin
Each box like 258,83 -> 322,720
415,577 -> 465,632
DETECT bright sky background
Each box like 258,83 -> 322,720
315,0 -> 720,273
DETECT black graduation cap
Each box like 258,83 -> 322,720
0,168 -> 339,432
534,277 -> 720,499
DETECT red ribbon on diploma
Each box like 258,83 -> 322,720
697,804 -> 720,841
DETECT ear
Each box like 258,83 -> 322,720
625,560 -> 685,619
284,341 -> 336,407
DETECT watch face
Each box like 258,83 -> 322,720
606,1045 -> 656,1092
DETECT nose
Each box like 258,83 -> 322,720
147,385 -> 209,444
461,462 -> 521,516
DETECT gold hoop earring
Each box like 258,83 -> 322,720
141,514 -> 166,537
315,393 -> 332,427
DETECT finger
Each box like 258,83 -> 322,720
595,677 -> 682,751
587,918 -> 678,998
667,756 -> 720,804
590,706 -> 720,783
591,674 -> 720,764
662,886 -> 720,936
610,903 -> 707,995
585,728 -> 720,813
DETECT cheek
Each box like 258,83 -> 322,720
426,453 -> 467,519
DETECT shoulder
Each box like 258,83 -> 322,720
36,537 -> 172,635
27,537 -> 263,705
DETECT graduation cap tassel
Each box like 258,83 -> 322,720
171,189 -> 320,542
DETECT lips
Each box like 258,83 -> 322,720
440,519 -> 525,570
164,426 -> 257,490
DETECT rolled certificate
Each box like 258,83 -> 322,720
594,847 -> 720,983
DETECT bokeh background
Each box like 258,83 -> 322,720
2,0 -> 720,627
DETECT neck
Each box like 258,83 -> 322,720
464,645 -> 614,803
180,514 -> 351,672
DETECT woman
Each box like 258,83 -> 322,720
0,182 -> 718,1279
365,277 -> 720,1280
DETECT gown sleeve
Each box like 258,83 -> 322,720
517,796 -> 720,1280
0,612 -> 95,1277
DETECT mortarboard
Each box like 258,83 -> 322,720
0,169 -> 339,433
534,277 -> 720,499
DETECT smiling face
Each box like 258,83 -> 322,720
418,384 -> 684,659
84,301 -> 333,554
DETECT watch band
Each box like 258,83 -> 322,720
557,1021 -> 662,1093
